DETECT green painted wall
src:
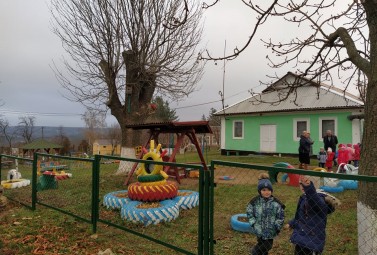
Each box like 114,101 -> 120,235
225,111 -> 354,154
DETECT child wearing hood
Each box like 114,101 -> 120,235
246,173 -> 285,255
353,144 -> 360,167
285,175 -> 340,255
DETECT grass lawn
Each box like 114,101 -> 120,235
0,151 -> 358,254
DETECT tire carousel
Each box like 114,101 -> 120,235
103,140 -> 199,226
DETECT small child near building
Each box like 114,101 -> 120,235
246,173 -> 285,255
353,144 -> 361,167
317,147 -> 327,168
325,148 -> 335,172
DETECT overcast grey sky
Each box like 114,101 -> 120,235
0,0 -> 352,127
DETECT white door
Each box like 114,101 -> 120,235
260,125 -> 276,152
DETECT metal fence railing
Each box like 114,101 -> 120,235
2,153 -> 377,255
209,160 -> 377,255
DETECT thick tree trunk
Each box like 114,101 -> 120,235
357,3 -> 377,253
112,50 -> 156,175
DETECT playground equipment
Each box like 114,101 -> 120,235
104,140 -> 199,226
124,121 -> 212,185
36,163 -> 72,191
230,214 -> 253,233
271,162 -> 300,186
1,169 -> 30,189
320,163 -> 358,193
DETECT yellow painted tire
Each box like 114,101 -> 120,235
313,167 -> 327,172
128,181 -> 178,202
138,151 -> 163,175
140,180 -> 167,186
1,179 -> 31,189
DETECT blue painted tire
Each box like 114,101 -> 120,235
319,185 -> 344,193
173,190 -> 199,210
230,213 -> 252,233
281,173 -> 288,183
338,180 -> 358,190
120,199 -> 180,226
103,190 -> 131,209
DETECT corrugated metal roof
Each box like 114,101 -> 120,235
217,85 -> 363,116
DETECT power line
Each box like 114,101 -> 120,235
0,109 -> 82,117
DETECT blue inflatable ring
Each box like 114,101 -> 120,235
338,180 -> 358,190
230,213 -> 252,233
319,185 -> 344,193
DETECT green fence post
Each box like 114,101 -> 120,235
91,155 -> 101,233
203,169 -> 210,255
31,153 -> 38,211
198,167 -> 204,255
209,161 -> 215,255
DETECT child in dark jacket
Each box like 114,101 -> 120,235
317,147 -> 327,168
285,175 -> 340,255
246,173 -> 285,255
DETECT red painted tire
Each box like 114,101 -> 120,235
128,181 -> 178,202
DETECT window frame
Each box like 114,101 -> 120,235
293,118 -> 310,141
319,117 -> 337,140
232,120 -> 244,139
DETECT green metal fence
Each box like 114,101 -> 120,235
2,153 -> 377,254
209,160 -> 377,255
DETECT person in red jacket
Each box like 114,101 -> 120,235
336,144 -> 349,173
346,144 -> 355,164
353,144 -> 361,167
325,148 -> 335,172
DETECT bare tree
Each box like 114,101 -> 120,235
18,116 -> 35,144
201,0 -> 376,253
0,118 -> 18,155
107,123 -> 122,156
50,0 -> 204,172
81,110 -> 106,154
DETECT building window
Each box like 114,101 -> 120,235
320,118 -> 337,139
293,118 -> 310,141
233,120 -> 244,139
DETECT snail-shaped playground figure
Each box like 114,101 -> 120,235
127,140 -> 179,201
104,140 -> 199,226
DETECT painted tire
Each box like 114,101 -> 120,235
230,213 -> 252,233
137,174 -> 165,183
338,180 -> 358,190
138,151 -> 163,175
173,190 -> 199,210
120,199 -> 180,226
1,179 -> 31,189
319,185 -> 344,193
103,190 -> 131,209
128,181 -> 178,202
271,162 -> 294,184
281,173 -> 288,183
313,167 -> 327,172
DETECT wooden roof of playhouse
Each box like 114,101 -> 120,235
21,139 -> 63,151
125,121 -> 213,134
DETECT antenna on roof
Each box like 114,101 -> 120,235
219,40 -> 227,118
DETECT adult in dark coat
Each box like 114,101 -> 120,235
323,130 -> 338,166
298,131 -> 311,170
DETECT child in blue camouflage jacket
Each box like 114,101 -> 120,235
246,173 -> 285,255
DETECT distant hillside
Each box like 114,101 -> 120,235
0,126 -> 88,146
